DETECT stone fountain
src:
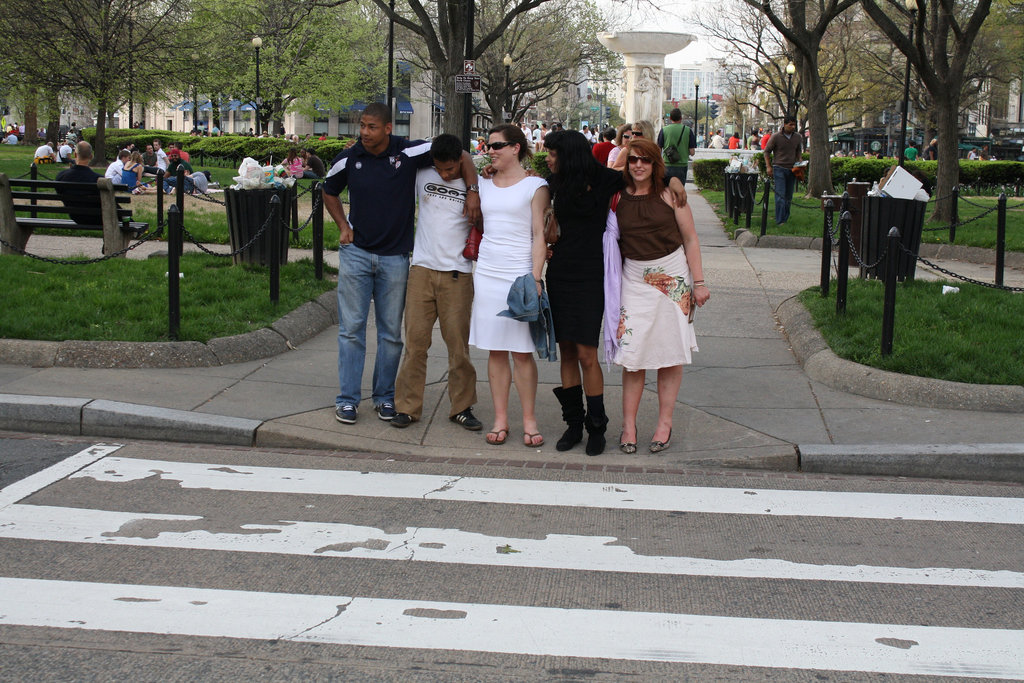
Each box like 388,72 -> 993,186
597,31 -> 696,135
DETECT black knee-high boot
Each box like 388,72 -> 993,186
584,394 -> 608,456
553,385 -> 584,451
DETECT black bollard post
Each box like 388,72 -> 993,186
168,205 -> 181,340
29,163 -> 39,218
291,184 -> 300,245
760,178 -> 771,236
312,182 -> 324,281
820,199 -> 834,297
173,166 -> 185,258
949,185 -> 959,243
156,169 -> 165,233
744,174 -> 756,229
996,192 -> 1007,287
269,194 -> 281,304
881,226 -> 900,356
837,211 -> 851,315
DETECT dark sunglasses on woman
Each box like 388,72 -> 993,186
627,155 -> 653,165
487,141 -> 516,151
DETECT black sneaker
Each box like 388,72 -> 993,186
391,412 -> 415,428
450,407 -> 483,431
335,404 -> 357,424
376,401 -> 397,421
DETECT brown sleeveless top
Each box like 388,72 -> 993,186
616,190 -> 683,261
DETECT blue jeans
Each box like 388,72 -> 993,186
336,243 -> 410,408
773,166 -> 796,225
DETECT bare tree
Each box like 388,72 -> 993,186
859,0 -> 993,222
739,0 -> 861,197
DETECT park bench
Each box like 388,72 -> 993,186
0,172 -> 149,256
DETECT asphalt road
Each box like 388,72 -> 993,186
1,434 -> 1022,681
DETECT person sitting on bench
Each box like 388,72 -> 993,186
55,141 -> 102,224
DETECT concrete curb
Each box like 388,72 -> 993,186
0,394 -> 261,446
0,288 -> 338,370
800,443 -> 1024,483
776,296 -> 1024,413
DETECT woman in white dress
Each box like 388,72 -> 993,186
469,123 -> 550,447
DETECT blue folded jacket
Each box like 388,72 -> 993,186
497,274 -> 558,361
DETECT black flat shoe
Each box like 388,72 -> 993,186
649,428 -> 672,453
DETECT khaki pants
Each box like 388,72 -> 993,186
395,265 -> 477,420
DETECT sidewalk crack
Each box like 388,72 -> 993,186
282,597 -> 354,640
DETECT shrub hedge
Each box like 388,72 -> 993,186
83,128 -> 353,164
692,154 -> 1024,192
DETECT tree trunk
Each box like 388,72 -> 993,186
931,100 -> 960,224
802,67 -> 833,197
94,101 -> 108,164
46,91 -> 60,143
24,93 -> 38,144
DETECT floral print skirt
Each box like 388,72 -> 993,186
613,246 -> 699,371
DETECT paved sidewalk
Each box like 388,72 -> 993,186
3,190 -> 1024,482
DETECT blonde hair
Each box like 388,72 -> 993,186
632,120 -> 655,140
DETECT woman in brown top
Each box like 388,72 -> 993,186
614,138 -> 709,454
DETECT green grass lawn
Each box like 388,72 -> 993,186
702,187 -> 1024,252
0,253 -> 335,343
799,280 -> 1024,385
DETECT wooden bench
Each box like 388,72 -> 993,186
0,172 -> 149,256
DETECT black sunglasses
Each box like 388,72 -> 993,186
627,155 -> 653,165
632,131 -> 644,137
487,141 -> 516,151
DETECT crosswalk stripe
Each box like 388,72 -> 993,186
0,444 -> 122,511
1,577 -> 1021,679
73,457 -> 1024,524
3,504 -> 1020,589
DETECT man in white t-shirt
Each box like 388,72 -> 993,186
152,138 -> 168,171
57,140 -> 73,163
391,133 -> 481,431
105,149 -> 130,183
33,141 -> 55,163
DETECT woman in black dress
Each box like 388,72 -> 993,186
544,130 -> 622,456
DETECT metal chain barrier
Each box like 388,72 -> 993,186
921,203 -> 999,233
180,210 -> 274,258
844,224 -> 888,270
185,190 -> 227,206
907,245 -> 1024,292
0,226 -> 164,265
286,191 -> 320,234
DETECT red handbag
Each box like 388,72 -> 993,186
462,224 -> 483,260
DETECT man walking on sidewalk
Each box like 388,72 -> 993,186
391,134 -> 481,432
763,116 -> 803,225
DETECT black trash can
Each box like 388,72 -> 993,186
224,186 -> 294,266
723,171 -> 760,226
860,195 -> 927,281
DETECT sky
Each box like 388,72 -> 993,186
597,0 -> 728,67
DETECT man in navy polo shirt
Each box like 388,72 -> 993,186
323,103 -> 481,425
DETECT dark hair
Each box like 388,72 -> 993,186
603,128 -> 616,142
544,130 -> 603,202
783,115 -> 797,125
362,102 -> 391,124
488,123 -> 531,163
669,108 -> 682,122
622,138 -> 666,197
431,133 -> 463,162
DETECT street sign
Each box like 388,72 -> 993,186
590,106 -> 599,112
463,60 -> 475,74
455,75 -> 481,94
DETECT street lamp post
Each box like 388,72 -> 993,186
785,62 -> 796,118
503,53 -> 513,122
705,94 -> 710,147
693,78 -> 700,141
897,0 -> 918,167
252,36 -> 262,136
191,52 -> 199,134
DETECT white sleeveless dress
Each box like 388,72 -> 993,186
469,175 -> 548,352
